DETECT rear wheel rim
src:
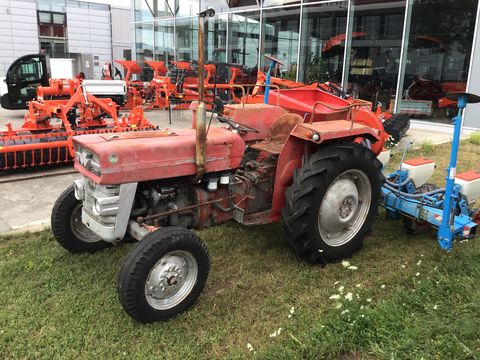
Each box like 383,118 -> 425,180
144,250 -> 198,310
70,203 -> 102,243
318,169 -> 372,247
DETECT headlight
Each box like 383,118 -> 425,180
93,199 -> 101,216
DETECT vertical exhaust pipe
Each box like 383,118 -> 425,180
195,7 -> 215,181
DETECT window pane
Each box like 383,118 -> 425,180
40,42 -> 52,56
201,0 -> 230,13
39,24 -> 52,37
228,0 -> 259,8
53,24 -> 65,37
299,1 -> 348,84
205,14 -> 228,62
39,12 -> 51,23
154,19 -> 175,62
53,42 -> 67,57
398,0 -> 478,123
261,6 -> 300,80
38,0 -> 66,12
136,23 -> 154,60
175,0 -> 199,17
346,0 -> 406,112
229,11 -> 261,68
135,0 -> 154,21
53,13 -> 65,24
176,17 -> 199,61
263,0 -> 300,7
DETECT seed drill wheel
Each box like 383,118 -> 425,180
51,185 -> 111,253
118,227 -> 210,323
402,183 -> 439,234
282,143 -> 384,263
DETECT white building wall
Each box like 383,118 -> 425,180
66,3 -> 112,79
0,0 -> 39,76
111,7 -> 131,60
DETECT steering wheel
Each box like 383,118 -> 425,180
217,116 -> 259,133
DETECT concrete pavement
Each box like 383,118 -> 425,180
0,107 -> 463,235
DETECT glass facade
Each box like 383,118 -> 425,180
398,0 -> 478,123
133,0 -> 479,124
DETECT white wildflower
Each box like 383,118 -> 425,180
433,304 -> 438,310
344,292 -> 353,301
334,281 -> 340,285
341,261 -> 351,268
355,283 -> 361,288
338,285 -> 345,293
359,314 -> 365,318
290,306 -> 295,315
335,303 -> 343,309
417,260 -> 422,266
381,284 -> 386,289
356,294 -> 360,299
401,264 -> 406,269
341,309 -> 349,315
269,327 -> 282,338
247,343 -> 254,351
415,272 -> 420,276
360,305 -> 364,310
329,294 -> 341,300
366,298 -> 372,302
348,265 -> 358,270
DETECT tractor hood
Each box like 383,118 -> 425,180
73,128 -> 245,184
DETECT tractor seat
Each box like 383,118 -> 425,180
251,113 -> 304,155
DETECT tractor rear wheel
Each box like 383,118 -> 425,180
117,227 -> 210,323
51,185 -> 111,253
282,143 -> 384,263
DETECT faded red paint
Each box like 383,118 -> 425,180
74,127 -> 245,184
269,120 -> 381,220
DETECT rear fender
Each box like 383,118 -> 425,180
270,121 -> 381,220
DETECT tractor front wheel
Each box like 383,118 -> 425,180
117,227 -> 210,323
51,185 -> 111,253
282,143 -> 384,263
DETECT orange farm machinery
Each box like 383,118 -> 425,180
0,86 -> 155,171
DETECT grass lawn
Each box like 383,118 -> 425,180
1,140 -> 480,359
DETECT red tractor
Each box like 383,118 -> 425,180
50,8 -> 392,323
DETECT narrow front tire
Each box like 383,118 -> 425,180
51,185 -> 111,253
117,227 -> 210,323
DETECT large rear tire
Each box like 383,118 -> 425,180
118,227 -> 210,323
51,185 -> 111,253
282,143 -> 384,263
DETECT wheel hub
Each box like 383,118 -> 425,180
318,169 -> 371,247
144,251 -> 198,310
339,197 -> 355,219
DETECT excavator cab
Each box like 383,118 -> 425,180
1,54 -> 50,110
